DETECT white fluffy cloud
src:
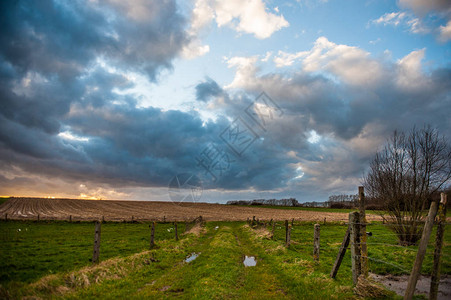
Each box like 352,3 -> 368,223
225,56 -> 259,89
303,37 -> 384,86
373,12 -> 408,26
191,0 -> 289,39
372,12 -> 429,34
181,40 -> 210,59
274,50 -> 308,67
396,48 -> 428,89
439,20 -> 451,41
376,0 -> 451,41
183,0 -> 288,59
229,37 -> 434,93
227,37 -> 387,88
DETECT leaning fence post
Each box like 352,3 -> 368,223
150,221 -> 155,248
313,223 -> 320,261
430,193 -> 447,300
350,211 -> 361,285
174,222 -> 179,241
92,221 -> 101,264
330,226 -> 351,278
359,186 -> 368,277
286,224 -> 291,247
404,201 -> 439,300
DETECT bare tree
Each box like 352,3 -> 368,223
364,126 -> 451,245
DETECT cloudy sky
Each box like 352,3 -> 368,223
0,0 -> 450,203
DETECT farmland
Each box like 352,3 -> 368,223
0,197 -> 384,222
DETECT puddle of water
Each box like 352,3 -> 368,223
185,252 -> 200,263
243,256 -> 257,267
371,273 -> 451,300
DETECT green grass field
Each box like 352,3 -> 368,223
1,220 -> 449,299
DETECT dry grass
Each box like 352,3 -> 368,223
25,250 -> 154,298
353,275 -> 392,298
183,223 -> 206,236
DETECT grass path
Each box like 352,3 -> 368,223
6,221 -> 415,299
65,223 -> 291,299
58,222 -> 362,299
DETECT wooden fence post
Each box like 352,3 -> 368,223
313,223 -> 320,261
5,213 -> 7,221
92,221 -> 101,264
286,224 -> 291,247
350,211 -> 361,285
37,214 -> 40,221
69,215 -> 72,222
150,222 -> 155,248
285,220 -> 289,243
404,201 -> 439,300
163,216 -> 166,223
430,193 -> 447,300
102,215 -> 105,223
174,222 -> 178,241
330,226 -> 350,278
359,186 -> 368,277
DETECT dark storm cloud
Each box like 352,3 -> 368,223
0,0 -> 211,193
195,77 -> 224,101
0,0 -> 303,196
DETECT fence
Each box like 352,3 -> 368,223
246,188 -> 449,300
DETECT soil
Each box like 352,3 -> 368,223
0,197 -> 383,222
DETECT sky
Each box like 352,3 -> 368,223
0,0 -> 450,203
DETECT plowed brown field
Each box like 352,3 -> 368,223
0,197 -> 382,222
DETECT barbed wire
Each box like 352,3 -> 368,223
356,254 -> 412,273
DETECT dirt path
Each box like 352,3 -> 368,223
0,198 -> 381,222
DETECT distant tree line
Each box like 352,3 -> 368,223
226,198 -> 299,207
326,194 -> 358,209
